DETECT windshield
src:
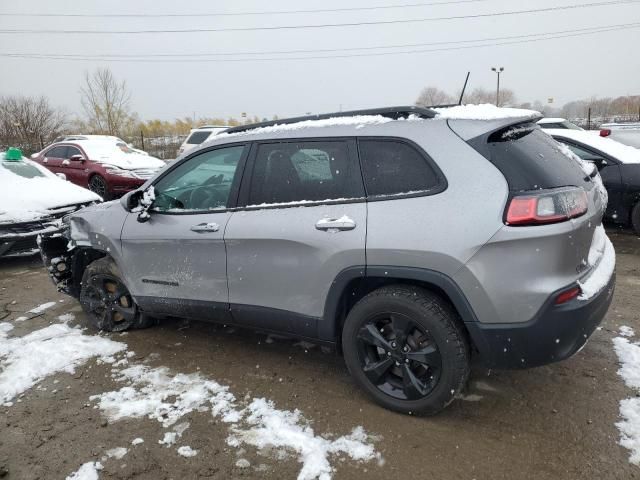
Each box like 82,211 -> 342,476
1,158 -> 46,178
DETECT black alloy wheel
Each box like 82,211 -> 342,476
342,285 -> 470,415
80,273 -> 137,332
356,312 -> 441,400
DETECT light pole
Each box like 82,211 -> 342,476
491,67 -> 504,107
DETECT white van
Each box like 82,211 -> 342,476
177,125 -> 230,157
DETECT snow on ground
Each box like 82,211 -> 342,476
103,447 -> 128,460
613,327 -> 640,464
229,398 -> 381,480
131,437 -> 144,445
27,301 -> 57,314
65,461 -> 103,480
177,445 -> 198,457
433,103 -> 540,120
2,306 -> 380,479
0,322 -> 126,403
92,361 -> 380,480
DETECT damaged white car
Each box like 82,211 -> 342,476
0,147 -> 101,258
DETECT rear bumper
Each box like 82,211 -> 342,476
466,272 -> 615,369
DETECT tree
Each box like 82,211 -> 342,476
80,68 -> 132,136
462,87 -> 515,106
415,87 -> 454,107
0,95 -> 66,152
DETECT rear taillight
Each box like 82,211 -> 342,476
555,286 -> 581,305
506,187 -> 588,226
600,129 -> 611,137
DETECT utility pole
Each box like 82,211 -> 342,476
491,67 -> 504,106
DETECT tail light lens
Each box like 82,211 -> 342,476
555,286 -> 581,305
600,129 -> 611,137
506,187 -> 588,226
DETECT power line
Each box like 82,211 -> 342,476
2,22 -> 637,62
1,0 -> 638,34
0,0 -> 492,18
3,22 -> 638,59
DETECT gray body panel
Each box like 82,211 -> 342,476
225,203 -> 366,322
120,211 -> 231,304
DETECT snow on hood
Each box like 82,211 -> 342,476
433,104 -> 540,120
0,156 -> 100,224
80,142 -> 165,170
546,129 -> 640,164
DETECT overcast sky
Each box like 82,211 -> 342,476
1,0 -> 639,120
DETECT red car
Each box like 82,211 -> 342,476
32,135 -> 165,200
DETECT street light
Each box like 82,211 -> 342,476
491,67 -> 504,107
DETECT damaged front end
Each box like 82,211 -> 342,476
39,217 -> 105,298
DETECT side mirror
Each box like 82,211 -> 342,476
120,190 -> 142,212
56,173 -> 67,181
70,154 -> 85,162
30,153 -> 38,159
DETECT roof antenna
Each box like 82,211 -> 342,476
458,72 -> 470,105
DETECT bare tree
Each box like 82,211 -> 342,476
0,95 -> 66,152
415,87 -> 454,107
462,87 -> 515,106
80,68 -> 131,135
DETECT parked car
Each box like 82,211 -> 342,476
40,106 -> 615,415
600,123 -> 640,148
32,135 -> 166,200
0,147 -> 100,258
177,125 -> 230,157
537,117 -> 583,130
546,128 -> 640,232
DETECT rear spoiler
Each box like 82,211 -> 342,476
446,114 -> 543,141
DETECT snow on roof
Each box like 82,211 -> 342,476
546,128 -> 640,164
220,114 -> 423,138
537,118 -> 567,123
433,103 -> 540,121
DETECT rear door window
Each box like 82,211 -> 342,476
246,140 -> 364,205
358,139 -> 444,197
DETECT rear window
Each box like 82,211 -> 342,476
186,131 -> 212,145
468,123 -> 590,192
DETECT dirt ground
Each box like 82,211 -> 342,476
1,228 -> 639,480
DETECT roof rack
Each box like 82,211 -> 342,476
225,105 -> 437,134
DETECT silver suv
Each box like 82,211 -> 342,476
40,106 -> 616,415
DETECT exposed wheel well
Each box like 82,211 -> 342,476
69,248 -> 108,297
332,276 -> 474,353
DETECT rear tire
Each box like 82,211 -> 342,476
89,174 -> 111,200
342,285 -> 470,415
79,257 -> 156,332
631,202 -> 640,234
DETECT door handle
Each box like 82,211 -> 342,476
315,216 -> 356,231
190,222 -> 220,233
